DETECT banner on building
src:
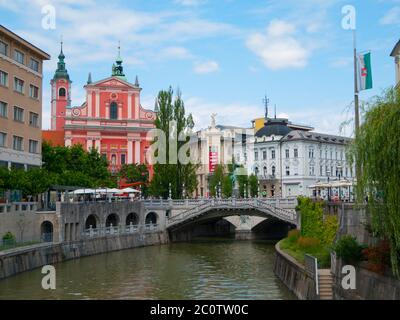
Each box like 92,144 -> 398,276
209,146 -> 218,173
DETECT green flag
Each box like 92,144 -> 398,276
357,52 -> 373,91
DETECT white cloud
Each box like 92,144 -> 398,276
380,7 -> 400,25
330,57 -> 352,68
174,0 -> 206,6
157,46 -> 194,60
246,19 -> 310,70
193,60 -> 219,74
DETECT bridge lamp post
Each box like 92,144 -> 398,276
218,181 -> 221,199
182,183 -> 186,199
326,170 -> 331,202
244,183 -> 247,199
168,182 -> 172,200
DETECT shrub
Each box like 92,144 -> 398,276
362,240 -> 391,274
287,229 -> 300,243
297,236 -> 321,249
2,231 -> 16,245
322,215 -> 339,246
333,235 -> 365,264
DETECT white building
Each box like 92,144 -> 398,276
390,39 -> 400,87
251,117 -> 354,198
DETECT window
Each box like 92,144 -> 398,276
286,166 -> 290,176
330,150 -> 333,159
272,166 -> 276,176
14,50 -> 24,64
0,132 -> 6,147
340,151 -> 343,160
0,70 -> 8,86
285,149 -> 290,158
0,101 -> 7,118
13,136 -> 23,151
101,153 -> 107,160
13,106 -> 24,122
121,154 -> 126,165
30,58 -> 39,72
309,148 -> 314,158
255,167 -> 259,175
29,112 -> 39,127
320,165 -> 323,176
254,151 -> 258,161
309,166 -> 315,176
320,149 -> 322,158
14,77 -> 24,94
29,85 -> 39,99
294,148 -> 298,158
331,166 -> 334,176
326,166 -> 329,176
271,149 -> 275,159
110,102 -> 118,119
263,166 -> 267,176
29,140 -> 38,153
59,87 -> 66,97
0,41 -> 8,56
262,150 -> 267,160
325,150 -> 328,159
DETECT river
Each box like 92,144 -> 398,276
0,239 -> 295,300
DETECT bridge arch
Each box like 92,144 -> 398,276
126,212 -> 139,226
106,213 -> 120,227
85,214 -> 99,229
145,212 -> 158,225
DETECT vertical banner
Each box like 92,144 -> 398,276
357,52 -> 373,91
208,146 -> 218,173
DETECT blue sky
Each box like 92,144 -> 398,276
0,0 -> 398,135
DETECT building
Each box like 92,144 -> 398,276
0,25 -> 50,169
390,40 -> 400,87
46,44 -> 156,173
191,114 -> 253,197
251,116 -> 354,198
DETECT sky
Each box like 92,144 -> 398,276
0,0 -> 399,136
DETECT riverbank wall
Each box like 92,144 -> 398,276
0,231 -> 168,280
273,241 -> 317,300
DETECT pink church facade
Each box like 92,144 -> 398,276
49,44 -> 156,173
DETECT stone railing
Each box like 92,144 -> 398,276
0,202 -> 38,214
82,223 -> 158,238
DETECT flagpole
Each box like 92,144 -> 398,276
353,29 -> 360,134
353,29 -> 362,184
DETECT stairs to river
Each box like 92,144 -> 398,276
318,269 -> 333,300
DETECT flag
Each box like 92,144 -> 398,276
357,52 -> 373,91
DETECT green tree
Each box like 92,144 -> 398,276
237,173 -> 249,198
119,164 -> 149,197
349,87 -> 400,277
149,87 -> 198,198
248,174 -> 258,197
209,165 -> 224,197
222,175 -> 233,198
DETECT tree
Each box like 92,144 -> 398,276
222,175 -> 233,198
237,173 -> 249,198
149,87 -> 198,198
349,87 -> 400,277
119,164 -> 149,197
248,174 -> 259,197
209,165 -> 224,197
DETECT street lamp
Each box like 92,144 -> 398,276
168,182 -> 172,200
244,183 -> 247,199
218,181 -> 221,199
182,183 -> 186,199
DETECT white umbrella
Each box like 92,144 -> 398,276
122,187 -> 140,193
73,189 -> 95,194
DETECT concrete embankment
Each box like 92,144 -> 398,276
273,241 -> 317,300
0,231 -> 168,280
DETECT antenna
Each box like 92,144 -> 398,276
274,104 -> 277,118
263,94 -> 269,119
60,35 -> 63,52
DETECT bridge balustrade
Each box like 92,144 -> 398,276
82,223 -> 158,239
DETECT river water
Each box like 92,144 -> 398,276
0,239 -> 295,300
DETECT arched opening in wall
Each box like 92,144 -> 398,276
252,218 -> 295,240
145,212 -> 158,225
106,213 -> 120,227
41,221 -> 53,242
110,102 -> 118,120
85,214 -> 99,229
59,87 -> 66,97
126,212 -> 139,226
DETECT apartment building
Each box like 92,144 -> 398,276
0,25 -> 50,169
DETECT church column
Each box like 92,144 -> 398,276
128,93 -> 132,119
95,139 -> 101,151
134,140 -> 141,164
87,91 -> 92,117
127,140 -> 133,164
95,91 -> 100,117
134,94 -> 139,119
